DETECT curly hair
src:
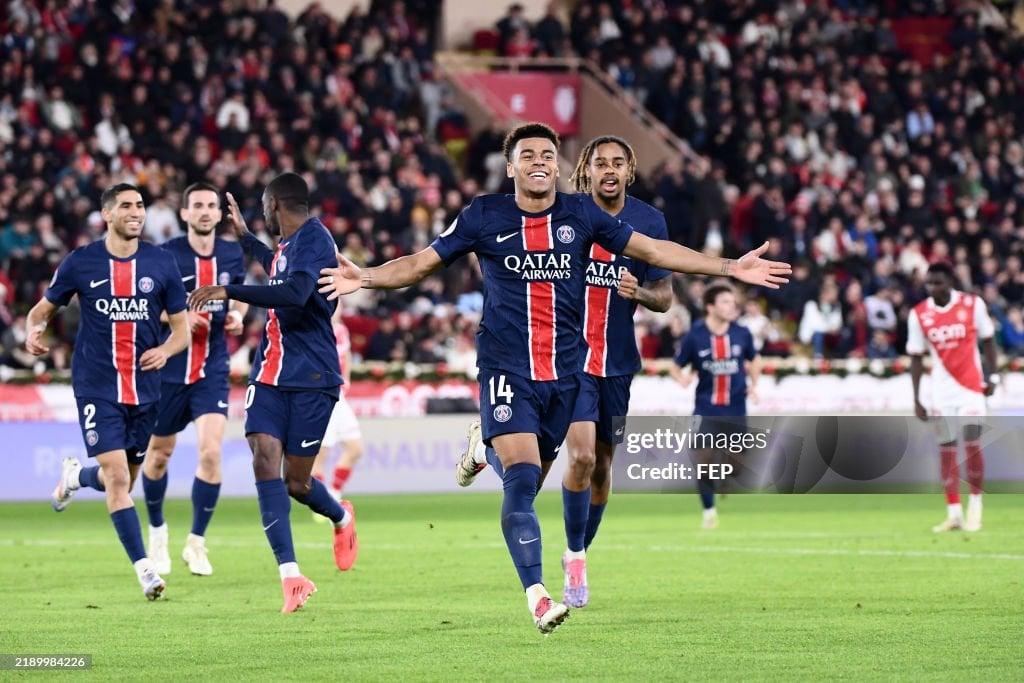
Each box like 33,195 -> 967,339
568,135 -> 637,193
501,122 -> 560,160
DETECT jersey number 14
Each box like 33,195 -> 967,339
489,375 -> 514,405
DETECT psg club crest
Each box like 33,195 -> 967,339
138,277 -> 154,293
276,255 -> 288,273
493,404 -> 512,423
85,430 -> 99,446
219,272 -> 230,286
556,225 -> 575,244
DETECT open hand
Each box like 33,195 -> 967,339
318,252 -> 362,301
732,241 -> 792,289
225,192 -> 249,238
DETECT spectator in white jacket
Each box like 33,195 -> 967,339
799,283 -> 844,358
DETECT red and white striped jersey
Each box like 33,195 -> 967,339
44,240 -> 187,405
906,290 -> 994,404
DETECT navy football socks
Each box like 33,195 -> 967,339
562,485 -> 591,552
255,479 -> 296,564
141,472 -> 167,527
484,446 -> 504,478
698,478 -> 716,510
583,502 -> 607,549
291,476 -> 345,525
190,477 -> 221,536
110,507 -> 147,563
500,463 -> 543,589
78,466 -> 105,492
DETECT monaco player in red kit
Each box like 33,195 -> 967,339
907,263 -> 999,533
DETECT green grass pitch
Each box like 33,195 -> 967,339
1,493 -> 1022,680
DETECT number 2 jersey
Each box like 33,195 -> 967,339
430,192 -> 635,381
159,236 -> 246,385
44,240 -> 188,405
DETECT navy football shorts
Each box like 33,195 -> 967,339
694,413 -> 749,443
244,382 -> 338,456
571,372 -> 633,444
151,376 -> 230,437
478,368 -> 580,462
75,397 -> 158,464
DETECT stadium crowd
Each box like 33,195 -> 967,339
3,0 -> 1024,376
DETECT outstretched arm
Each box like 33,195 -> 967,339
317,247 -> 444,300
188,273 -> 316,311
622,235 -> 791,289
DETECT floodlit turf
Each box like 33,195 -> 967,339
1,492 -> 1022,681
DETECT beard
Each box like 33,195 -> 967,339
112,223 -> 142,240
266,213 -> 281,236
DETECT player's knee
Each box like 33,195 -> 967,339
146,446 -> 172,471
284,474 -> 310,499
502,463 -> 540,500
569,446 -> 596,476
101,463 -> 131,492
197,444 -> 221,478
250,437 -> 280,480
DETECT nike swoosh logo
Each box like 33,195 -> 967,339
518,537 -> 539,545
496,231 -> 520,243
263,519 -> 279,531
300,439 -> 320,448
698,350 -> 712,357
90,279 -> 109,288
217,401 -> 229,408
182,275 -> 196,282
203,506 -> 216,512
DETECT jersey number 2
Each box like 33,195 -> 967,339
82,403 -> 96,429
489,375 -> 514,404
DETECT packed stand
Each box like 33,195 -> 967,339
0,0 -> 490,375
488,0 -> 1024,358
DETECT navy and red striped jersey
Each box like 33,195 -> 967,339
44,240 -> 187,405
430,192 -> 634,381
160,236 -> 246,385
581,195 -> 670,378
675,320 -> 756,416
248,218 -> 341,391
